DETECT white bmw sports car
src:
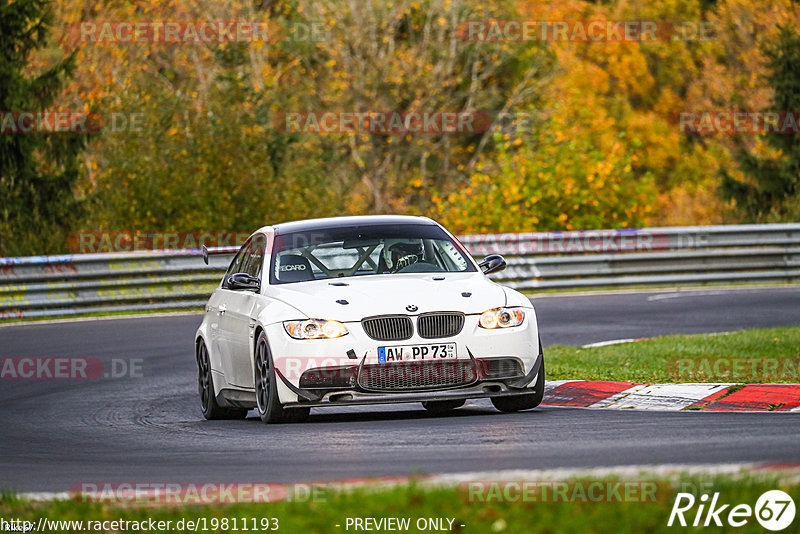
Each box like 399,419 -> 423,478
195,215 -> 544,423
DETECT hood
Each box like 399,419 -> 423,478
266,272 -> 506,322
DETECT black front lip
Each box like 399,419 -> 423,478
276,349 -> 543,404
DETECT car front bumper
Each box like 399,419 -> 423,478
277,352 -> 542,408
263,310 -> 541,405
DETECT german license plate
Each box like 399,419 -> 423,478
378,343 -> 456,363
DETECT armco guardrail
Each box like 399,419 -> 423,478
466,224 -> 800,290
1,224 -> 798,319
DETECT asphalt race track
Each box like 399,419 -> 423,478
1,286 -> 799,492
535,286 -> 800,346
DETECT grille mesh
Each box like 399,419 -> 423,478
417,313 -> 465,339
361,316 -> 413,341
485,358 -> 524,378
358,360 -> 478,391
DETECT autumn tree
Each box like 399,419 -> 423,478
435,0 -> 661,233
434,58 -> 657,233
0,0 -> 88,255
54,0 -> 554,236
722,26 -> 800,221
21,0 -> 800,251
284,0 -> 553,215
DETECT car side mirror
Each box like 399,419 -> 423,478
227,272 -> 261,291
478,254 -> 506,275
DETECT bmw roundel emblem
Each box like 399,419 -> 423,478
406,304 -> 418,312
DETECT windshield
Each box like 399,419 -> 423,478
269,224 -> 476,284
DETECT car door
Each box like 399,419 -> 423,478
208,243 -> 247,377
218,234 -> 266,388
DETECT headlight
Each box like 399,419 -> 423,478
283,319 -> 349,339
479,308 -> 525,329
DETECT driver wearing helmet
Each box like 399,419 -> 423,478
382,239 -> 424,273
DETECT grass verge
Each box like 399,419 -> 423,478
547,326 -> 800,383
1,474 -> 797,534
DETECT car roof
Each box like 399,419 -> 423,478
268,215 -> 437,235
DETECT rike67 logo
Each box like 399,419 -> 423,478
668,490 -> 796,531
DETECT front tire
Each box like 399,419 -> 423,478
254,332 -> 310,424
491,356 -> 545,413
197,341 -> 247,420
